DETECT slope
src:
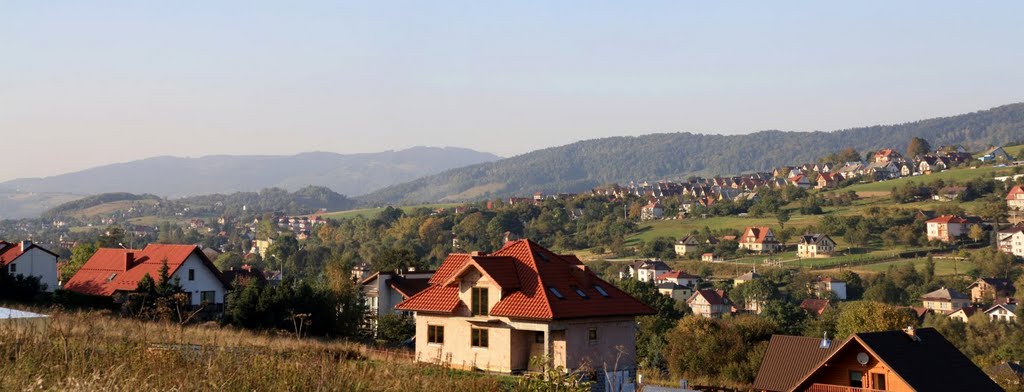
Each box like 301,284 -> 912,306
361,103 -> 1024,204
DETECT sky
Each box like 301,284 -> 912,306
3,1 -> 1024,182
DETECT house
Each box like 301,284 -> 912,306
361,268 -> 435,332
917,156 -> 949,174
814,173 -> 841,189
753,327 -> 1002,392
734,271 -> 762,287
788,174 -> 811,189
796,234 -> 836,258
932,186 -> 967,201
872,149 -> 903,164
673,235 -> 701,257
625,259 -> 671,283
0,240 -> 59,292
985,302 -> 1017,323
393,240 -> 655,377
739,227 -> 781,254
920,287 -> 970,314
925,215 -> 970,242
640,201 -> 664,221
947,306 -> 981,323
63,244 -> 230,307
686,289 -> 732,318
864,161 -> 900,180
656,282 -> 693,302
221,264 -> 268,286
1008,185 -> 1024,211
799,299 -> 832,316
655,270 -> 701,288
968,277 -> 1016,304
701,253 -> 723,262
979,146 -> 1011,162
813,277 -> 847,300
998,226 -> 1024,257
898,162 -> 914,177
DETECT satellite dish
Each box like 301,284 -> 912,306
856,352 -> 870,365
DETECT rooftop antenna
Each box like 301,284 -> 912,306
820,332 -> 831,349
117,243 -> 127,249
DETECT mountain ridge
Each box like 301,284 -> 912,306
360,103 -> 1024,204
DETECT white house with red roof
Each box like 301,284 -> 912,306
360,268 -> 434,333
63,244 -> 229,306
925,215 -> 971,243
739,227 -> 781,254
0,240 -> 59,292
395,239 -> 654,376
1008,185 -> 1024,211
687,289 -> 732,318
998,226 -> 1024,257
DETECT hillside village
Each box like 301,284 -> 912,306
3,140 -> 1024,391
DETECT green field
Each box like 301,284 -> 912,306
320,203 -> 463,220
851,257 -> 966,276
840,165 -> 1015,194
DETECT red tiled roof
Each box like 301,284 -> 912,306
1009,185 -> 1024,200
689,289 -> 729,305
63,244 -> 227,297
656,270 -> 700,280
742,227 -> 777,244
799,299 -> 831,315
0,241 -> 59,267
926,215 -> 967,224
396,240 -> 655,320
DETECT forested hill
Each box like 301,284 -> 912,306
361,103 -> 1024,204
0,146 -> 500,199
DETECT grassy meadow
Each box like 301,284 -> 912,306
320,203 -> 462,221
0,306 -> 508,392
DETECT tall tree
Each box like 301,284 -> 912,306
906,137 -> 932,158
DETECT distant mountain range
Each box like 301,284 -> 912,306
0,147 -> 500,219
360,103 -> 1024,204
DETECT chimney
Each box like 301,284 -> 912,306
904,326 -> 920,341
124,252 -> 135,271
470,251 -> 487,257
21,240 -> 30,251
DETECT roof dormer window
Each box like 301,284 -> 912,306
548,287 -> 564,299
594,285 -> 610,297
574,287 -> 589,299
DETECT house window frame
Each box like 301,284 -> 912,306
849,370 -> 863,388
188,269 -> 196,281
8,263 -> 14,273
427,325 -> 444,345
200,290 -> 216,304
471,287 -> 489,316
471,328 -> 489,348
871,373 -> 886,390
588,328 -> 598,346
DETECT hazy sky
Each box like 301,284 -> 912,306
3,2 -> 1024,182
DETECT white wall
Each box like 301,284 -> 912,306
171,253 -> 226,305
9,247 -> 58,292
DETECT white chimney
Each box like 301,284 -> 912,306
20,240 -> 30,252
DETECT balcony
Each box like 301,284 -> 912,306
807,384 -> 887,392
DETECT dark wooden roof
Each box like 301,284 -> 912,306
850,328 -> 1002,392
752,335 -> 836,392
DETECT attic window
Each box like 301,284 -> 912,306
574,288 -> 589,299
106,273 -> 117,282
548,287 -> 564,299
594,285 -> 610,297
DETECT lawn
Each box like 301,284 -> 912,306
838,165 -> 1015,194
852,257 -> 966,276
625,213 -> 819,245
321,203 -> 463,221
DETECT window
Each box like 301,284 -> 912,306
849,371 -> 863,388
200,291 -> 216,304
471,287 -> 489,316
872,373 -> 887,390
8,263 -> 14,273
549,287 -> 564,299
188,269 -> 195,281
594,286 -> 610,297
427,325 -> 444,344
574,287 -> 588,299
535,332 -> 544,344
588,328 -> 598,345
471,328 -> 489,348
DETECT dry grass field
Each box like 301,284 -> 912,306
0,306 -> 508,391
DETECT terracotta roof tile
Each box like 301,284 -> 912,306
397,240 -> 655,320
63,244 -> 227,297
